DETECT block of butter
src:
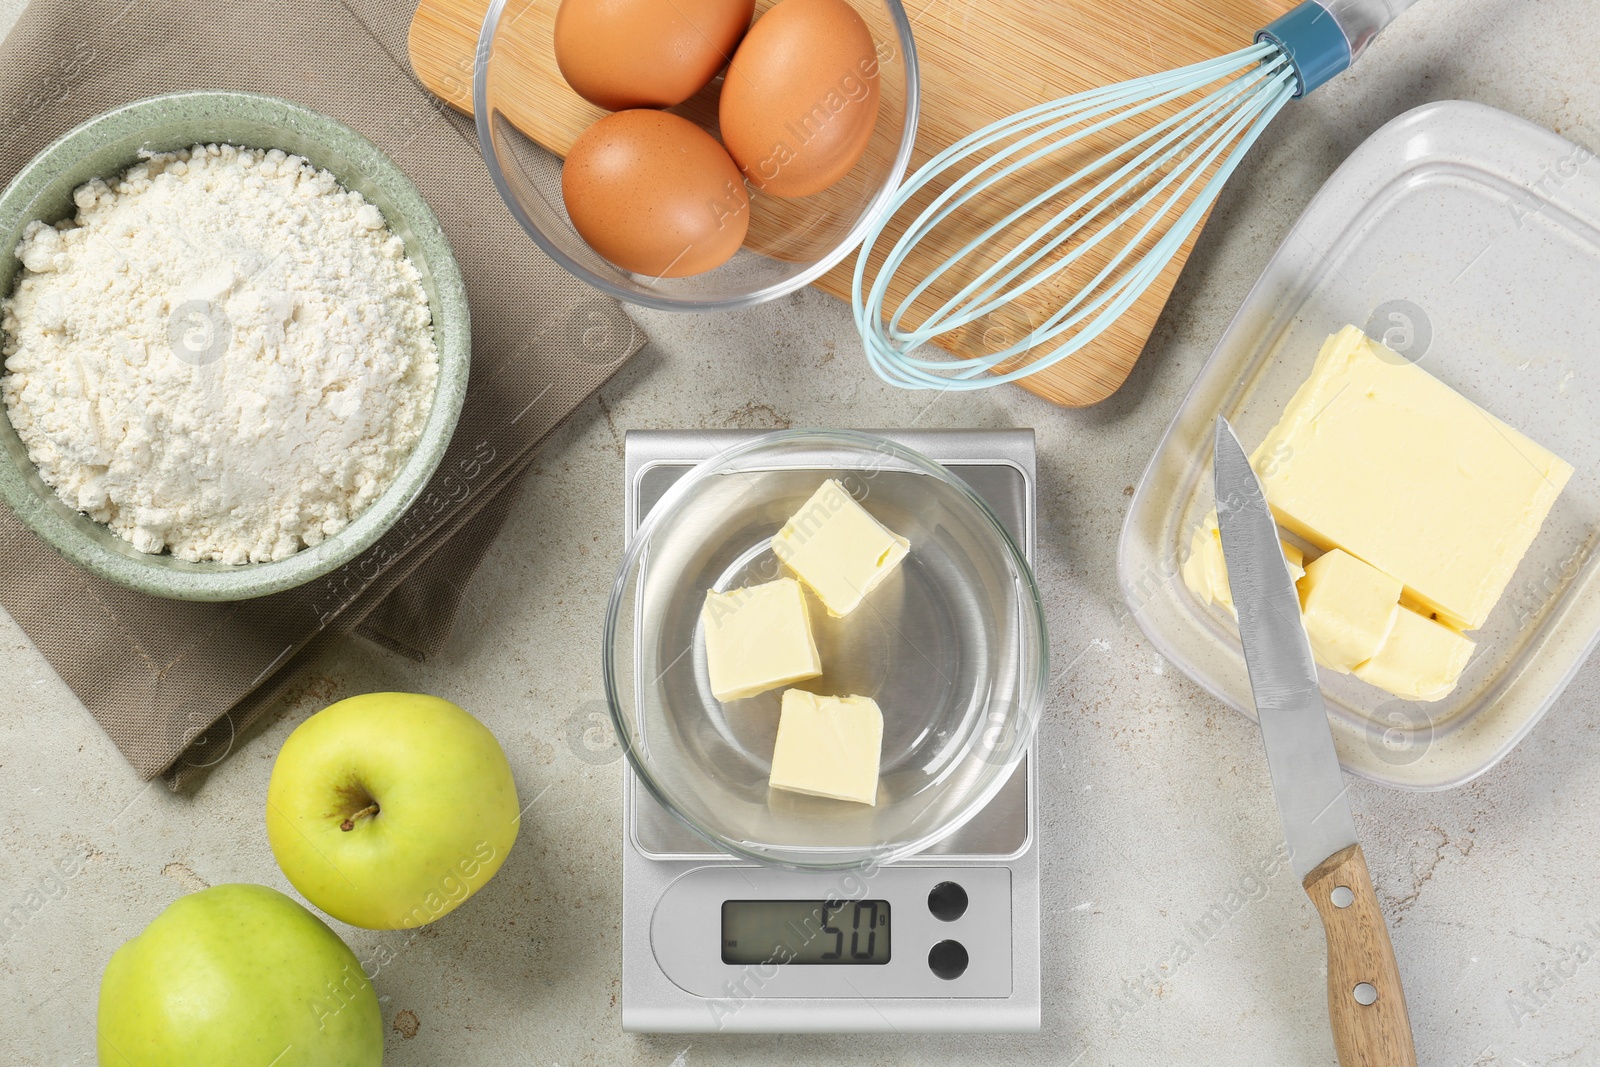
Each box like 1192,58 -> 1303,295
1253,325 -> 1573,631
1297,549 -> 1402,674
1355,607 -> 1476,702
701,578 -> 822,702
768,690 -> 883,805
1182,509 -> 1304,611
771,479 -> 909,617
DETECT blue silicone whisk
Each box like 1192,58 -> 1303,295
853,0 -> 1420,391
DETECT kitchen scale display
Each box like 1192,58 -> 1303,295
620,429 -> 1041,1033
720,898 -> 891,965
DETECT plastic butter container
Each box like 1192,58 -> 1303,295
1118,101 -> 1600,790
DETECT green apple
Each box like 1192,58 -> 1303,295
267,692 -> 520,930
97,883 -> 381,1066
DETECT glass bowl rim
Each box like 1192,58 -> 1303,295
472,0 -> 923,313
601,427 -> 1051,869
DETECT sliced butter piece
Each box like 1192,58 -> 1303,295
1296,549 -> 1402,673
701,578 -> 821,703
1181,509 -> 1304,612
771,479 -> 910,616
1354,607 -> 1476,702
1253,325 -> 1573,631
768,690 -> 883,806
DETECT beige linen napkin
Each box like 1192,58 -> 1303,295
0,0 -> 646,788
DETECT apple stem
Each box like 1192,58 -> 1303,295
339,803 -> 380,832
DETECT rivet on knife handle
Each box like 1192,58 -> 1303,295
1302,843 -> 1418,1067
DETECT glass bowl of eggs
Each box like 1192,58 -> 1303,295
472,0 -> 918,310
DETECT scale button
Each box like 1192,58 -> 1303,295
928,939 -> 969,980
927,881 -> 969,922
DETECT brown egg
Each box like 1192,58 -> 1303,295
554,0 -> 755,111
562,110 -> 750,277
718,0 -> 881,199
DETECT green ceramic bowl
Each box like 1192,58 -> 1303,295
0,92 -> 470,601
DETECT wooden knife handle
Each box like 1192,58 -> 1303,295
1303,844 -> 1417,1067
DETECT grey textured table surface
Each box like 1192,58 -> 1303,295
3,0 -> 1598,1063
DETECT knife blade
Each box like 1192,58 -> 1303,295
1212,416 -> 1417,1067
1212,418 -> 1356,880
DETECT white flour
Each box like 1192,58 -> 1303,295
1,144 -> 439,564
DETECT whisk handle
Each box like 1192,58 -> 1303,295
1258,0 -> 1417,97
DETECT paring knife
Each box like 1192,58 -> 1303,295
1212,417 -> 1417,1067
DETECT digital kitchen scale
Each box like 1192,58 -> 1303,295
620,429 -> 1041,1034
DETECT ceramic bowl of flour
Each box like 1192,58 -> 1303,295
0,92 -> 469,601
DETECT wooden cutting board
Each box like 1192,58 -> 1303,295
409,0 -> 1293,406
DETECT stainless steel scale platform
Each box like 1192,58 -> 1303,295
620,428 -> 1041,1034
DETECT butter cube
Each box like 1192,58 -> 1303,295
1254,326 -> 1572,631
1181,510 -> 1304,612
771,479 -> 909,617
768,690 -> 883,806
701,578 -> 822,702
1296,549 -> 1402,673
1355,607 -> 1476,702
